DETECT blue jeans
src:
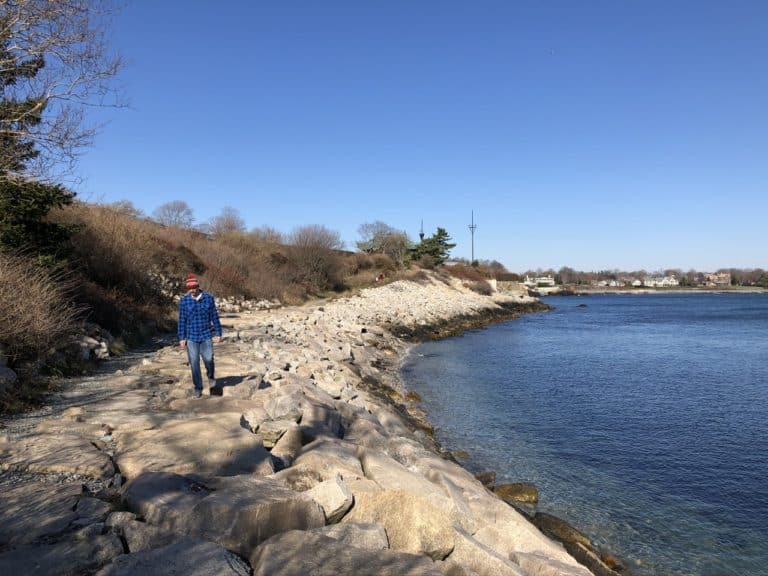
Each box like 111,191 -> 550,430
186,339 -> 214,392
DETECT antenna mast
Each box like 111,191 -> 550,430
468,210 -> 477,264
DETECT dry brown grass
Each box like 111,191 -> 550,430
0,252 -> 82,362
44,202 -> 398,339
444,264 -> 493,295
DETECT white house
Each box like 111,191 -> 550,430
523,275 -> 556,287
643,276 -> 679,288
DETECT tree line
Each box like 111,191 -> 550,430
524,267 -> 768,288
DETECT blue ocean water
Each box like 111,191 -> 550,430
400,294 -> 768,576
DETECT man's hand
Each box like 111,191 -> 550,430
179,340 -> 186,348
213,336 -> 222,344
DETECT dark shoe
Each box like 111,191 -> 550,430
193,390 -> 202,398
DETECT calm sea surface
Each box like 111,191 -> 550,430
400,294 -> 768,576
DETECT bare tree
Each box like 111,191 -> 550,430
356,220 -> 411,267
249,225 -> 283,245
153,200 -> 195,228
109,199 -> 142,218
288,224 -> 344,291
206,206 -> 246,237
0,0 -> 124,181
290,224 -> 343,251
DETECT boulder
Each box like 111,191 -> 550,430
312,371 -> 347,399
73,497 -> 113,526
220,377 -> 264,399
312,522 -> 388,550
97,538 -> 250,576
301,401 -> 343,440
255,418 -> 296,448
343,489 -> 455,560
122,471 -> 206,532
302,474 -> 354,523
448,528 -> 525,576
495,482 -> 539,504
270,422 -> 303,467
474,471 -> 496,489
104,511 -> 137,528
123,471 -> 325,557
272,464 -> 326,492
466,501 -> 581,567
436,559 -> 478,576
532,513 -> 593,550
109,516 -> 182,553
343,418 -> 390,451
358,447 -> 451,509
250,530 -> 444,576
240,407 -> 270,432
559,542 -> 623,576
510,552 -> 594,576
264,390 -> 304,421
292,437 -> 365,481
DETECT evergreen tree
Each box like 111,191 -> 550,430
0,177 -> 75,263
411,227 -> 456,266
0,16 -> 45,175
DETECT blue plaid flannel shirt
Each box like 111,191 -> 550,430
178,291 -> 222,343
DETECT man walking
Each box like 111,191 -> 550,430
178,274 -> 222,398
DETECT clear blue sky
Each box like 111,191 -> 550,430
78,1 -> 767,273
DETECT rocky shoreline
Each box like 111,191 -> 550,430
0,272 -> 617,575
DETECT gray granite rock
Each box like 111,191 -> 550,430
0,534 -> 123,576
312,522 -> 388,550
97,538 -> 249,576
0,481 -> 81,545
251,530 -> 443,576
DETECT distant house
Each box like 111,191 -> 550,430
523,275 -> 556,287
705,272 -> 731,286
631,279 -> 643,287
643,276 -> 679,288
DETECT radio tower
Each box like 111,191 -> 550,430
419,219 -> 425,242
468,211 -> 477,264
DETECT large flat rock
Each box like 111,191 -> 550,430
0,481 -> 82,545
115,413 -> 273,479
97,537 -> 250,576
0,434 -> 114,479
0,534 -> 123,575
123,471 -> 325,557
250,530 -> 444,576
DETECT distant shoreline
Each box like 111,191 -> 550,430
535,286 -> 768,296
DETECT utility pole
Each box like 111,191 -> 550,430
468,210 -> 477,264
419,219 -> 425,242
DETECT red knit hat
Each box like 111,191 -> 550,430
185,273 -> 200,288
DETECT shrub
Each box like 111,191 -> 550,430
287,225 -> 346,293
465,280 -> 493,295
445,264 -> 487,282
350,252 -> 375,273
51,203 -> 174,336
416,255 -> 436,270
0,252 -> 81,362
371,253 -> 396,272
